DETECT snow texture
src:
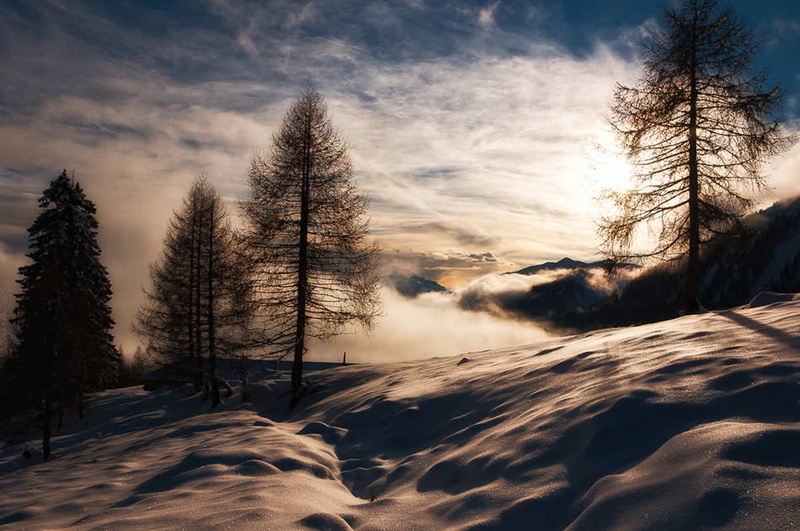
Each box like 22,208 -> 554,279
2,296 -> 800,529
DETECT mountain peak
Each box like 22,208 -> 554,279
512,257 -> 589,276
389,274 -> 449,298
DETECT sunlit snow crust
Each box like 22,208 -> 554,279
2,296 -> 800,530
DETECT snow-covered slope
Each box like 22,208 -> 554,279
3,299 -> 800,530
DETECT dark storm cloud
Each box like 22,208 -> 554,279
467,252 -> 497,262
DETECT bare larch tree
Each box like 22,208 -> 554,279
600,0 -> 790,313
135,175 -> 255,407
241,89 -> 380,405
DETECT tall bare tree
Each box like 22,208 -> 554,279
600,0 -> 790,313
135,176 -> 255,407
241,89 -> 380,404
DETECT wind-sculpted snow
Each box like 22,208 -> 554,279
2,298 -> 800,529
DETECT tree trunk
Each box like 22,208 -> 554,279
42,347 -> 55,462
291,116 -> 312,406
194,198 -> 204,393
686,10 -> 701,315
42,404 -> 51,461
241,365 -> 250,402
188,201 -> 199,392
208,204 -> 220,409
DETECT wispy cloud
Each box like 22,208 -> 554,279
772,17 -> 800,36
478,1 -> 501,27
1,0 -> 799,355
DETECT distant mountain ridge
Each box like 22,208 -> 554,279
512,257 -> 587,275
538,196 -> 800,330
389,194 -> 800,331
507,269 -> 607,320
511,257 -> 638,276
466,196 -> 800,331
388,274 -> 449,298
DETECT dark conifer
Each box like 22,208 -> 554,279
9,170 -> 118,460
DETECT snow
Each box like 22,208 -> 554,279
3,297 -> 800,529
746,291 -> 800,308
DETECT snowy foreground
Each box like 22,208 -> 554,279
3,295 -> 800,530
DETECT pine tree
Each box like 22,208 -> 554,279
9,170 -> 118,460
241,89 -> 381,405
135,175 -> 256,407
600,0 -> 790,313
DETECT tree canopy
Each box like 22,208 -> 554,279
600,0 -> 791,313
241,89 -> 381,404
135,175 -> 255,407
5,170 -> 118,459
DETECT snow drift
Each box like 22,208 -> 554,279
2,297 -> 800,530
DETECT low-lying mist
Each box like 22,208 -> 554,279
308,287 -> 549,363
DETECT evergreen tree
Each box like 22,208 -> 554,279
600,0 -> 790,313
9,170 -> 118,460
241,89 -> 381,405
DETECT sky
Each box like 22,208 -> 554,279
2,0 -> 800,358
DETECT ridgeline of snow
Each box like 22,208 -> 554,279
3,298 -> 800,529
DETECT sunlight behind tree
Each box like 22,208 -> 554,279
599,0 -> 792,313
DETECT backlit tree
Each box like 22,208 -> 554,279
241,89 -> 380,404
135,176 -> 255,407
8,170 -> 117,460
600,0 -> 790,313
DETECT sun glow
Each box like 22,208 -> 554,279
588,141 -> 635,197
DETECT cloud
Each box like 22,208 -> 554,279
236,19 -> 260,56
763,138 -> 800,204
1,0 -> 798,358
615,17 -> 660,53
398,220 -> 499,247
326,48 -> 643,276
772,17 -> 800,36
467,251 -> 497,262
454,270 -> 565,316
308,287 -> 548,362
381,249 -> 510,285
285,2 -> 317,29
478,1 -> 500,27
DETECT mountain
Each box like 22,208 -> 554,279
512,257 -> 588,275
568,196 -> 800,330
3,298 -> 800,529
506,269 -> 607,319
484,258 -> 639,324
512,257 -> 638,276
503,196 -> 800,331
389,274 -> 449,298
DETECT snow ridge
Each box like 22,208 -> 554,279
2,299 -> 800,530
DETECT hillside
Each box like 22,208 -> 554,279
497,197 -> 800,331
2,296 -> 800,529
